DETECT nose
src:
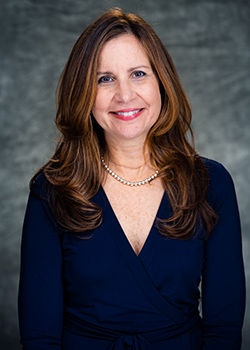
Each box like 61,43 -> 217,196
115,81 -> 136,103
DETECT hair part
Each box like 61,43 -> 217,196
33,7 -> 218,239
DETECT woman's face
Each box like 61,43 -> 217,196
92,34 -> 162,144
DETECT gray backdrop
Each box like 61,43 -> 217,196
1,0 -> 249,349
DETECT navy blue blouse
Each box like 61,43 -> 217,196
18,158 -> 245,349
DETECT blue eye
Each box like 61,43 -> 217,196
132,71 -> 146,78
98,76 -> 113,84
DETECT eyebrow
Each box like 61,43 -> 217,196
97,65 -> 150,75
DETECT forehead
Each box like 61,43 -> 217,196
98,34 -> 150,68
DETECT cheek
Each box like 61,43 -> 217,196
92,96 -> 105,124
92,89 -> 112,114
149,84 -> 162,115
92,93 -> 102,113
144,79 -> 161,105
92,94 -> 112,130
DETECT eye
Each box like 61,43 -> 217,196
132,71 -> 146,78
98,76 -> 113,84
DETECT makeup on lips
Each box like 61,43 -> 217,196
110,108 -> 144,121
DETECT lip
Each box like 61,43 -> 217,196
110,108 -> 144,121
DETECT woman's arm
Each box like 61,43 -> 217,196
201,161 -> 245,349
18,184 -> 64,349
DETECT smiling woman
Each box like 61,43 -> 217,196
92,34 -> 162,141
18,7 -> 245,350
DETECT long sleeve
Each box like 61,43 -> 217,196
201,162 -> 245,349
18,184 -> 64,349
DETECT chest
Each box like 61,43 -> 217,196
62,212 -> 205,305
103,178 -> 164,256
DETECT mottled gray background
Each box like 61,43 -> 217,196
0,0 -> 249,349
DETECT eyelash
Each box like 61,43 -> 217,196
97,71 -> 146,84
98,76 -> 113,84
132,71 -> 146,78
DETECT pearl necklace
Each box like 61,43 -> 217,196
101,157 -> 159,187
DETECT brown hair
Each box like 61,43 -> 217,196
33,7 -> 217,239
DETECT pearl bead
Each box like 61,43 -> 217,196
101,157 -> 159,187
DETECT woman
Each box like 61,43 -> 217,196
18,8 -> 245,350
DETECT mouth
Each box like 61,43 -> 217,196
110,108 -> 144,121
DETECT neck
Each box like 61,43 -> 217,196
103,136 -> 155,180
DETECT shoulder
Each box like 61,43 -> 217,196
30,170 -> 50,200
202,157 -> 233,185
28,171 -> 61,232
201,157 -> 236,209
202,157 -> 231,181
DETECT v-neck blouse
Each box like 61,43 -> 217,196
18,158 -> 245,350
100,185 -> 166,260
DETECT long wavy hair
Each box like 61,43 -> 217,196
33,8 -> 218,239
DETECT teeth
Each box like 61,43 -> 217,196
116,109 -> 141,116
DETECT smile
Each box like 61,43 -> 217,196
111,108 -> 144,121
